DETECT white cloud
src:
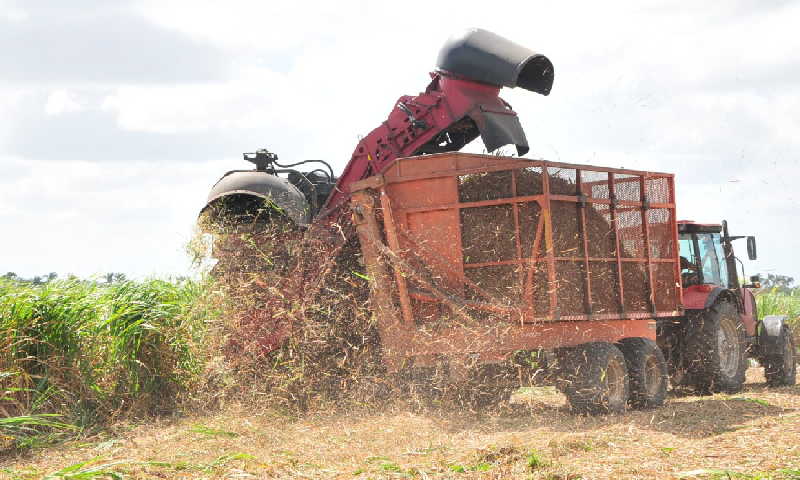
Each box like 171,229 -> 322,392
44,89 -> 83,115
1,0 -> 799,281
0,2 -> 28,22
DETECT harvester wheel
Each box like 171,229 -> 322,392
617,338 -> 668,409
763,325 -> 797,387
557,342 -> 629,415
683,300 -> 747,394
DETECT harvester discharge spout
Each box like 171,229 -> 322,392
319,28 -> 553,218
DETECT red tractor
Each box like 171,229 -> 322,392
659,220 -> 796,393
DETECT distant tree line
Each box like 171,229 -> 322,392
760,274 -> 797,294
2,272 -> 128,285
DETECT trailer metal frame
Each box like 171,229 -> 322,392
351,153 -> 681,371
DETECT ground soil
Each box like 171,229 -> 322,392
3,368 -> 798,480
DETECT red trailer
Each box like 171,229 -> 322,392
350,152 -> 681,412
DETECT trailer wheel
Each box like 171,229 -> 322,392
617,338 -> 668,409
558,342 -> 629,414
684,300 -> 747,393
763,325 -> 797,387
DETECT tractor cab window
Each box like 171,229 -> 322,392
696,233 -> 728,287
679,233 -> 729,287
679,234 -> 700,286
712,233 -> 730,287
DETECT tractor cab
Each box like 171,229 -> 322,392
677,220 -> 758,291
677,220 -> 759,334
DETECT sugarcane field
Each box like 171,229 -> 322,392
1,2 -> 799,479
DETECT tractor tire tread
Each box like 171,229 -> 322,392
683,300 -> 747,394
617,337 -> 668,409
558,342 -> 629,415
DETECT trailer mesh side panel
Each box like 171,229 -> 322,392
376,155 -> 680,324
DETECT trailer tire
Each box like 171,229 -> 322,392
763,325 -> 797,387
617,337 -> 668,409
557,342 -> 629,415
684,300 -> 747,394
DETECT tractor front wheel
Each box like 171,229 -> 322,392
684,301 -> 748,394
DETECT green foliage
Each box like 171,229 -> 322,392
757,289 -> 800,325
0,277 -> 217,450
190,424 -> 239,438
526,450 -> 547,470
761,274 -> 795,293
380,462 -> 403,472
0,414 -> 76,449
43,458 -> 129,480
202,453 -> 256,472
731,397 -> 771,407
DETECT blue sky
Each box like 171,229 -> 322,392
1,0 -> 798,281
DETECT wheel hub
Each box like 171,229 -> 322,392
718,318 -> 741,378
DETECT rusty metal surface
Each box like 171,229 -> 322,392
351,153 -> 680,368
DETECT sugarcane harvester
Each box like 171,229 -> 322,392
205,29 -> 552,226
201,29 -> 795,413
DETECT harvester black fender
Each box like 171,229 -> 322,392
202,170 -> 311,226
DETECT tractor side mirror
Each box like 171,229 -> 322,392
747,236 -> 757,260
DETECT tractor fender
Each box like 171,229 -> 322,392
759,315 -> 789,355
202,170 -> 311,226
704,287 -> 736,309
683,285 -> 729,310
703,287 -> 726,308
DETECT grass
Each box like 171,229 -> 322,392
189,424 -> 239,438
4,367 -> 797,479
1,273 -> 798,472
0,277 -> 217,451
0,415 -> 76,450
756,289 -> 800,352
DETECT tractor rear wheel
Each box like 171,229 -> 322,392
557,342 -> 629,414
763,325 -> 797,387
617,337 -> 668,409
684,300 -> 747,393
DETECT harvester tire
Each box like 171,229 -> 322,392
557,342 -> 629,415
763,325 -> 797,387
683,300 -> 747,394
617,338 -> 668,409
